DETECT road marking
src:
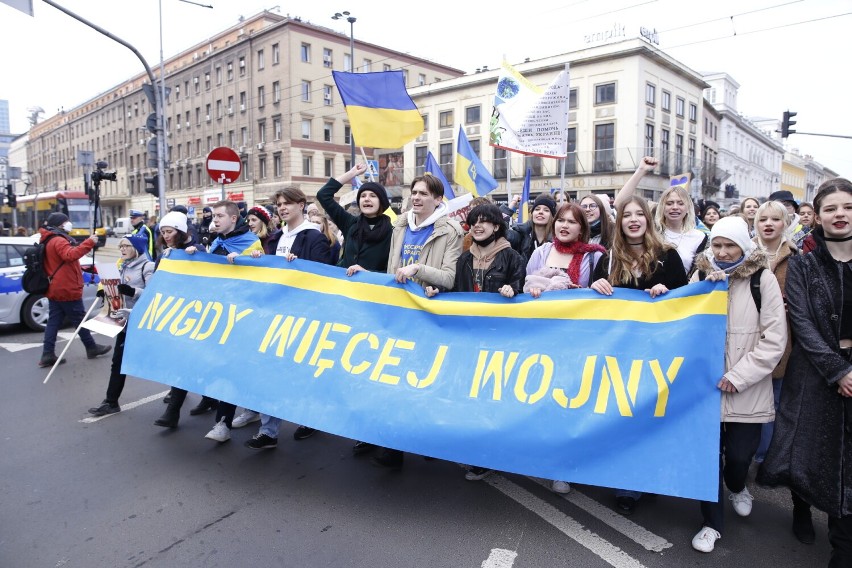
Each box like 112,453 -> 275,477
0,341 -> 43,352
485,475 -> 647,568
529,479 -> 672,552
79,390 -> 170,423
481,548 -> 517,568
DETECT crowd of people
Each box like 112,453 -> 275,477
34,157 -> 850,565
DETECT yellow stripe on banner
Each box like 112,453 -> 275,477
346,106 -> 424,148
157,258 -> 727,323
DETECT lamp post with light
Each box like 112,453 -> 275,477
332,11 -> 357,168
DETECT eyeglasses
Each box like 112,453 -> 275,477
118,244 -> 134,249
580,203 -> 598,210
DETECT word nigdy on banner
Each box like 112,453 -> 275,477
123,252 -> 726,501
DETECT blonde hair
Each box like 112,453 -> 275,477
754,200 -> 793,249
654,186 -> 696,233
610,196 -> 674,286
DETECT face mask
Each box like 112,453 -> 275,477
62,221 -> 73,232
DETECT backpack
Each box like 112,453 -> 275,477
21,234 -> 65,295
699,267 -> 764,312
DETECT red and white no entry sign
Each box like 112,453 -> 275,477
206,147 -> 242,184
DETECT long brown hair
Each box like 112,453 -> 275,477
609,196 -> 673,286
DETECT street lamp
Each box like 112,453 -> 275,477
332,10 -> 357,168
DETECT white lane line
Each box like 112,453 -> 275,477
485,475 -> 647,568
529,478 -> 672,552
79,390 -> 170,423
0,341 -> 43,352
481,548 -> 517,568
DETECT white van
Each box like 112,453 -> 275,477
112,217 -> 132,237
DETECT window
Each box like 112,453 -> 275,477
272,43 -> 280,65
217,133 -> 224,147
205,103 -> 211,121
362,58 -> 372,72
402,69 -> 409,85
239,56 -> 246,77
524,155 -> 542,176
419,73 -> 426,86
175,85 -> 181,100
194,77 -> 200,94
323,122 -> 333,142
302,155 -> 312,176
493,148 -> 508,178
216,66 -> 222,85
325,158 -> 334,177
274,153 -> 282,176
660,129 -> 670,175
257,49 -> 265,70
688,138 -> 696,167
645,123 -> 655,155
439,110 -> 454,128
228,130 -> 235,147
206,136 -> 212,152
241,127 -> 248,145
595,82 -> 616,105
258,86 -> 265,108
227,96 -> 234,114
344,125 -> 351,145
227,62 -> 234,82
383,64 -> 391,72
594,123 -> 615,172
422,113 -> 429,131
565,128 -> 577,174
415,146 -> 428,177
239,91 -> 246,112
689,103 -> 698,123
302,119 -> 311,140
469,139 -> 481,158
187,167 -> 193,188
465,105 -> 481,125
301,81 -> 311,102
439,143 -> 453,181
258,121 -> 266,143
675,133 -> 684,172
344,53 -> 352,72
273,117 -> 282,140
323,48 -> 333,68
662,91 -> 671,113
242,159 -> 249,181
323,85 -> 333,106
259,156 -> 267,179
273,81 -> 281,103
301,43 -> 310,63
646,83 -> 656,106
676,97 -> 685,118
569,88 -> 578,109
216,99 -> 222,118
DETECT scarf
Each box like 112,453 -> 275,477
589,219 -> 602,239
351,213 -> 392,246
470,237 -> 511,271
551,239 -> 606,286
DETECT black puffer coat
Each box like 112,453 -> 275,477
758,228 -> 852,517
454,246 -> 526,294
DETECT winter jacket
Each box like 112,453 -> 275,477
763,241 -> 800,378
691,249 -> 786,423
267,224 -> 333,264
592,248 -> 688,291
387,214 -> 463,291
758,228 -> 852,517
39,227 -> 96,302
508,221 -> 549,264
525,242 -> 603,289
316,178 -> 392,271
454,246 -> 526,294
118,255 -> 155,309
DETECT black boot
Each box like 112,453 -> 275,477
189,396 -> 218,416
154,402 -> 180,428
792,492 -> 815,544
371,449 -> 404,470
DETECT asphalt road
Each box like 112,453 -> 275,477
0,322 -> 831,568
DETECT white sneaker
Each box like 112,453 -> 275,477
729,487 -> 753,517
691,526 -> 721,552
551,480 -> 571,494
232,410 -> 260,428
204,418 -> 231,442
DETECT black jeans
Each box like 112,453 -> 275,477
104,330 -> 126,404
700,422 -> 762,533
829,515 -> 852,568
216,402 -> 236,429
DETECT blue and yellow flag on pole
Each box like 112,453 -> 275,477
520,168 -> 531,224
455,126 -> 498,197
332,71 -> 424,149
424,151 -> 455,200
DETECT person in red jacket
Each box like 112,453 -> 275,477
38,212 -> 111,368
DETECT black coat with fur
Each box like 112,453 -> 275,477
758,228 -> 852,517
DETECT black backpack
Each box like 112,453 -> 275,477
21,234 -> 65,295
699,267 -> 764,312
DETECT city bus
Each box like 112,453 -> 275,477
0,191 -> 106,246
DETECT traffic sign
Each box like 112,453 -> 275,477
206,147 -> 242,184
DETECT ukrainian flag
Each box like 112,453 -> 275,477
455,126 -> 498,196
333,71 -> 424,149
424,151 -> 455,200
519,168 -> 531,224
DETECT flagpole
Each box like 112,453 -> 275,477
560,63 -> 571,205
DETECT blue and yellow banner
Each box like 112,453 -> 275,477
123,252 -> 726,501
332,70 -> 424,149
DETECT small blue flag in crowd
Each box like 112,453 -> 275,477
424,151 -> 455,200
455,126 -> 498,197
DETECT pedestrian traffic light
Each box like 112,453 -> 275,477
147,137 -> 159,168
5,184 -> 14,208
781,111 -> 797,138
144,177 -> 160,197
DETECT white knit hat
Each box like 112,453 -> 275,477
709,215 -> 755,258
159,211 -> 188,233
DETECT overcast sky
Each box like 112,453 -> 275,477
2,0 -> 849,178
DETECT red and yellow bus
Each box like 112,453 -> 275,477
0,191 -> 106,245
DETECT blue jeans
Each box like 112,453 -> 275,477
43,299 -> 96,354
754,378 -> 783,462
259,414 -> 282,438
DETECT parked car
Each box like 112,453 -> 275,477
0,235 -> 102,331
112,217 -> 131,237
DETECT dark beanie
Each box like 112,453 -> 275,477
532,194 -> 557,217
47,213 -> 69,228
357,182 -> 391,214
170,205 -> 188,214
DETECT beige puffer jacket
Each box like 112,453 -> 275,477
387,214 -> 463,291
691,248 -> 787,423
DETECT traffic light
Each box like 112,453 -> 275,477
5,184 -> 14,208
781,110 -> 797,138
144,177 -> 160,197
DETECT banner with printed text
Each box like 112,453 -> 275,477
123,252 -> 726,500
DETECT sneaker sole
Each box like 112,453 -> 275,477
246,443 -> 277,450
232,417 -> 261,428
205,434 -> 230,442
